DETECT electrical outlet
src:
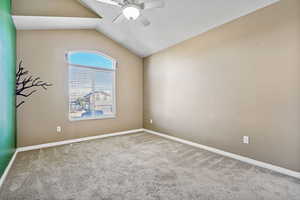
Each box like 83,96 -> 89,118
57,126 -> 62,133
150,119 -> 153,124
243,136 -> 249,144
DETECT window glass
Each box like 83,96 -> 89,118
68,51 -> 116,120
68,51 -> 114,69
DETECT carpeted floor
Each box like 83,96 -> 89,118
0,132 -> 299,200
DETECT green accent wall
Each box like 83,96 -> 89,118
0,0 -> 16,177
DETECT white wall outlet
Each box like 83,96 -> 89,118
56,126 -> 62,133
150,119 -> 153,124
243,136 -> 249,144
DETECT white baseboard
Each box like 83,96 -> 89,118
1,127 -> 298,192
143,129 -> 300,179
17,129 -> 144,152
0,151 -> 18,189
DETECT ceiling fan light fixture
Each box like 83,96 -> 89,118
122,5 -> 140,20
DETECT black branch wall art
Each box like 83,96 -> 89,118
16,61 -> 53,108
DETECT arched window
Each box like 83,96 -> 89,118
67,51 -> 116,120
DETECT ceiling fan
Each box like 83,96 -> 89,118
95,0 -> 165,26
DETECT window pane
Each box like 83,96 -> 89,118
68,52 -> 114,69
69,66 -> 93,120
68,51 -> 116,121
69,65 -> 115,120
93,71 -> 114,116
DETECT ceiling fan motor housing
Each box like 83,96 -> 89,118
122,4 -> 141,20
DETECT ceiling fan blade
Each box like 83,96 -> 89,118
113,13 -> 125,23
96,0 -> 122,7
141,0 -> 164,10
139,15 -> 151,26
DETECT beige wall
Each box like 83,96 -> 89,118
144,0 -> 300,172
12,0 -> 99,18
17,30 -> 143,147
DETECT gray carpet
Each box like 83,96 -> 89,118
0,132 -> 299,200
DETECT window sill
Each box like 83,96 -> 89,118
69,115 -> 116,122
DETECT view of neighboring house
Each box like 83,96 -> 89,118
70,90 -> 113,119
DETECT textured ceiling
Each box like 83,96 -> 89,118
81,0 -> 279,57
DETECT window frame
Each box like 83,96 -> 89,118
66,50 -> 117,121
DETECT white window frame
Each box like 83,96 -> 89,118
66,50 -> 117,121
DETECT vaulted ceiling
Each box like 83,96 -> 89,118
12,0 -> 279,57
80,0 -> 279,57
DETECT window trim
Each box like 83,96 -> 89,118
67,50 -> 117,121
